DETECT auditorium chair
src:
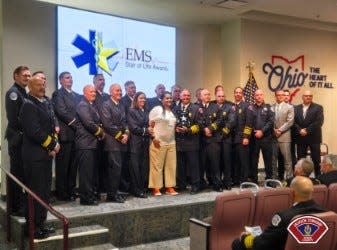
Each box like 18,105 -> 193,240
312,184 -> 328,208
327,183 -> 337,213
189,190 -> 255,250
253,187 -> 294,230
284,211 -> 337,250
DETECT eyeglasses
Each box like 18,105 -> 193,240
303,95 -> 313,97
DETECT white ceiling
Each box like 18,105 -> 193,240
38,0 -> 337,27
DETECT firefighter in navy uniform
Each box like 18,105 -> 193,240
5,66 -> 31,216
20,76 -> 60,239
250,89 -> 275,183
232,87 -> 253,186
216,90 -> 236,190
173,89 -> 202,194
76,85 -> 105,205
199,89 -> 223,191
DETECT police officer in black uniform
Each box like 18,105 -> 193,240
76,85 -> 105,205
232,176 -> 326,250
232,87 -> 253,186
5,66 -> 31,216
250,89 -> 275,183
173,89 -> 202,194
20,76 -> 60,239
199,89 -> 223,191
216,90 -> 236,190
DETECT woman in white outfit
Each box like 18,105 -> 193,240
148,91 -> 178,196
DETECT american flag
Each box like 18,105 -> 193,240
243,71 -> 258,105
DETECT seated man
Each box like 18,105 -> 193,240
232,176 -> 326,250
318,154 -> 337,186
283,158 -> 320,187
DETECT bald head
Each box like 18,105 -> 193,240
28,76 -> 45,98
290,176 -> 314,202
302,90 -> 313,105
201,89 -> 211,104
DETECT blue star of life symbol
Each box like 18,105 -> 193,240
71,30 -> 119,75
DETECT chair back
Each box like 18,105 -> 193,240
327,183 -> 337,213
209,190 -> 255,250
253,187 -> 294,230
312,184 -> 328,208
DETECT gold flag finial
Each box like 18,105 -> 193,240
246,61 -> 255,73
246,61 -> 255,81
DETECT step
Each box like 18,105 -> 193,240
73,243 -> 118,250
119,237 -> 190,250
25,224 -> 110,250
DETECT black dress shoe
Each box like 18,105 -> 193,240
223,184 -> 232,190
41,225 -> 55,234
190,187 -> 199,195
213,186 -> 223,192
80,198 -> 98,206
107,194 -> 125,203
135,192 -> 148,198
34,229 -> 49,239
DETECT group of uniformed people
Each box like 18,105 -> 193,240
5,65 -> 324,238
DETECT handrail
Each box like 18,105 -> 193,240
1,165 -> 69,250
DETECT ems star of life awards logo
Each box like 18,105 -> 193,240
287,215 -> 329,244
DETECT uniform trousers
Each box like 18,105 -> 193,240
176,150 -> 199,189
129,148 -> 149,195
251,137 -> 273,182
233,143 -> 250,184
55,141 -> 77,198
106,151 -> 122,196
221,142 -> 232,185
77,149 -> 97,200
149,142 -> 176,188
200,142 -> 221,187
8,143 -> 25,213
23,158 -> 52,228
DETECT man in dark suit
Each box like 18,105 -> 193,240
318,154 -> 337,186
147,83 -> 166,111
5,66 -> 31,216
232,176 -> 326,250
52,72 -> 81,201
294,90 -> 324,177
101,84 -> 129,203
121,80 -> 136,113
20,76 -> 60,239
171,84 -> 182,109
76,85 -> 105,205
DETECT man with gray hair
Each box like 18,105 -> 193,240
318,154 -> 337,186
283,158 -> 320,187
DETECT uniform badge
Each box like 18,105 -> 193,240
272,214 -> 282,226
213,113 -> 216,117
239,109 -> 242,114
198,108 -> 203,114
9,92 -> 18,101
223,111 -> 227,116
189,112 -> 192,118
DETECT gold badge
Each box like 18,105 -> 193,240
239,109 -> 242,114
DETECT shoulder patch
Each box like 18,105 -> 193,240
272,214 -> 282,226
9,92 -> 18,101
